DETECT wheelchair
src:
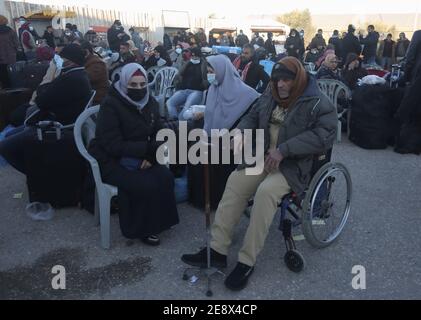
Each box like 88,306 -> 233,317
248,149 -> 352,273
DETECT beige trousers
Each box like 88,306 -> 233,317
210,169 -> 291,267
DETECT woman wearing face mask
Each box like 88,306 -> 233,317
285,29 -> 304,60
166,47 -> 208,120
171,44 -> 186,70
89,63 -> 179,246
188,54 -> 260,210
142,45 -> 173,70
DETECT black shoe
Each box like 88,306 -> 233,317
181,247 -> 227,268
224,262 -> 254,291
141,235 -> 160,246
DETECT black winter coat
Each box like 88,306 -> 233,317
341,33 -> 361,62
89,87 -> 163,177
360,31 -> 379,60
35,67 -> 92,125
405,30 -> 421,83
244,62 -> 270,92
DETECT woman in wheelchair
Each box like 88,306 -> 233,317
181,57 -> 338,291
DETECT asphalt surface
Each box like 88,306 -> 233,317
0,138 -> 420,300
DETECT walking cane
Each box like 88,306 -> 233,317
182,141 -> 225,297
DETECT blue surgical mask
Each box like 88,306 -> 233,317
175,48 -> 182,54
207,73 -> 217,85
53,54 -> 64,70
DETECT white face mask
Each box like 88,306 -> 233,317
175,48 -> 182,54
207,73 -> 217,85
190,58 -> 200,65
53,54 -> 64,70
29,26 -> 34,31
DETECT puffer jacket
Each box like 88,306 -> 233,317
236,74 -> 337,195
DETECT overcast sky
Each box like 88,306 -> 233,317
22,0 -> 421,16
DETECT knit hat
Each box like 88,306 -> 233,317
59,44 -> 86,66
271,62 -> 297,81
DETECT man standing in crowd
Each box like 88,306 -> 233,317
107,20 -> 130,52
129,27 -> 144,51
328,30 -> 343,61
235,30 -> 250,48
341,24 -> 361,66
309,29 -> 327,50
42,26 -> 56,49
378,33 -> 395,70
251,32 -> 265,48
359,25 -> 380,65
395,32 -> 410,63
265,32 -> 277,58
233,44 -> 270,92
0,15 -> 19,89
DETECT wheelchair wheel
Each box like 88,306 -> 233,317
302,162 -> 352,248
284,250 -> 305,273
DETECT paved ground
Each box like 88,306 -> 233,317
0,138 -> 420,300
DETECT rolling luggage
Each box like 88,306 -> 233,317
23,121 -> 86,208
349,84 -> 401,149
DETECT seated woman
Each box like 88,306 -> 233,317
142,45 -> 173,70
316,53 -> 341,80
166,47 -> 208,120
88,63 -> 179,246
188,54 -> 260,210
341,53 -> 368,90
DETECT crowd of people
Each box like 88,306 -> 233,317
1,13 -> 420,292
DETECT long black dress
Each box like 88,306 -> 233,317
89,87 -> 179,239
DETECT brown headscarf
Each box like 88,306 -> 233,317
271,56 -> 308,109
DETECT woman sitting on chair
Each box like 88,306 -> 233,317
89,63 -> 179,246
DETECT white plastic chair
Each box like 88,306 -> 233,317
316,79 -> 351,143
148,67 -> 179,117
146,66 -> 162,81
74,105 -> 117,249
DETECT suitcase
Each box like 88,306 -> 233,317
349,85 -> 400,149
23,121 -> 86,208
0,88 -> 33,131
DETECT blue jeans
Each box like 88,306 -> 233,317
0,127 -> 35,174
166,89 -> 203,120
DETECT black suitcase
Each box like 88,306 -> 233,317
349,85 -> 400,149
23,121 -> 86,208
0,88 -> 32,130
